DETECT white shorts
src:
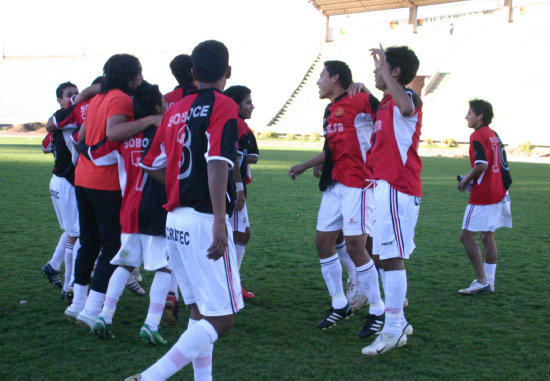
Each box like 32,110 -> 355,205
229,202 -> 250,233
166,207 -> 243,317
462,192 -> 512,232
316,182 -> 373,236
110,233 -> 169,271
49,175 -> 79,237
372,180 -> 421,260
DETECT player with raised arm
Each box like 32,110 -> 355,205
457,99 -> 512,295
126,40 -> 242,381
223,85 -> 259,299
288,60 -> 384,334
362,45 -> 422,356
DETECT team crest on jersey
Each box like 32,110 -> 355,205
334,107 -> 344,117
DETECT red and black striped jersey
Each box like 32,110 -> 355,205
84,125 -> 167,235
323,92 -> 379,189
236,118 -> 259,196
468,126 -> 512,205
164,84 -> 198,110
141,88 -> 238,215
371,89 -> 423,197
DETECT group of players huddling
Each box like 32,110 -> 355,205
40,39 -> 512,379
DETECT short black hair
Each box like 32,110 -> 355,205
101,54 -> 142,95
133,80 -> 163,120
191,40 -> 229,83
56,82 -> 77,98
323,60 -> 353,89
469,99 -> 494,125
385,46 -> 420,85
170,54 -> 194,86
223,85 -> 251,106
91,76 -> 104,86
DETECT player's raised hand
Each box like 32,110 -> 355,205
347,82 -> 370,97
207,219 -> 227,260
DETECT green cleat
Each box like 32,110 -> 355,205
93,317 -> 115,340
139,324 -> 168,346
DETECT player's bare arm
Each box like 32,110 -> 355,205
247,155 -> 259,164
232,158 -> 245,211
142,167 -> 166,186
289,151 -> 325,180
45,115 -> 57,132
78,123 -> 86,142
458,162 -> 488,192
371,44 -> 414,117
106,114 -> 163,141
207,159 -> 229,260
73,83 -> 101,105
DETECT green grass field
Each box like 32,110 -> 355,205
1,137 -> 549,380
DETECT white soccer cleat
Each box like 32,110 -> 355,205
458,279 -> 491,295
361,331 -> 407,356
75,310 -> 98,331
402,322 -> 413,336
64,305 -> 82,320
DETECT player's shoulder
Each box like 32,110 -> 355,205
404,88 -> 422,108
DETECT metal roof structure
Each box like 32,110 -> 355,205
309,0 -> 468,16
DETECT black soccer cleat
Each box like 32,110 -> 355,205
42,263 -> 62,289
359,313 -> 385,338
317,304 -> 353,329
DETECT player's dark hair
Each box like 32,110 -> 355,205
56,82 -> 77,98
191,40 -> 229,83
223,85 -> 251,106
385,46 -> 419,86
101,54 -> 142,95
170,54 -> 194,86
469,99 -> 494,125
91,76 -> 104,86
323,60 -> 353,89
133,80 -> 163,120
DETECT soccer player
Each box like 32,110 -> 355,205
127,40 -> 243,381
65,54 -> 162,329
163,53 -> 197,325
457,99 -> 512,295
288,60 -> 384,333
41,82 -> 80,297
78,81 -> 172,345
164,54 -> 197,109
361,45 -> 421,356
223,85 -> 259,299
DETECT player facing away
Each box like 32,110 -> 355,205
128,40 -> 243,381
41,82 -> 81,297
163,53 -> 198,326
457,99 -> 512,295
78,81 -> 173,345
361,45 -> 422,356
223,85 -> 260,299
288,60 -> 385,334
66,54 -> 163,329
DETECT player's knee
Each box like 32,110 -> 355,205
240,228 -> 251,244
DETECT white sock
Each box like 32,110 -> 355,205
62,243 -> 74,293
70,239 -> 80,286
382,270 -> 407,336
82,290 -> 105,318
188,319 -> 214,381
169,273 -> 179,301
141,320 -> 218,381
235,243 -> 246,269
49,232 -> 69,270
336,240 -> 356,283
484,263 -> 496,284
100,267 -> 131,324
356,260 -> 384,315
320,253 -> 347,309
72,283 -> 89,311
145,271 -> 171,331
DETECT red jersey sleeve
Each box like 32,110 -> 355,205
204,94 -> 238,169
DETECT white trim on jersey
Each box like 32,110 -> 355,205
393,105 -> 419,166
354,112 -> 375,163
205,155 -> 234,169
139,142 -> 167,171
61,127 -> 79,165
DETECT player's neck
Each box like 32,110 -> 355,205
329,89 -> 346,103
198,78 -> 226,92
